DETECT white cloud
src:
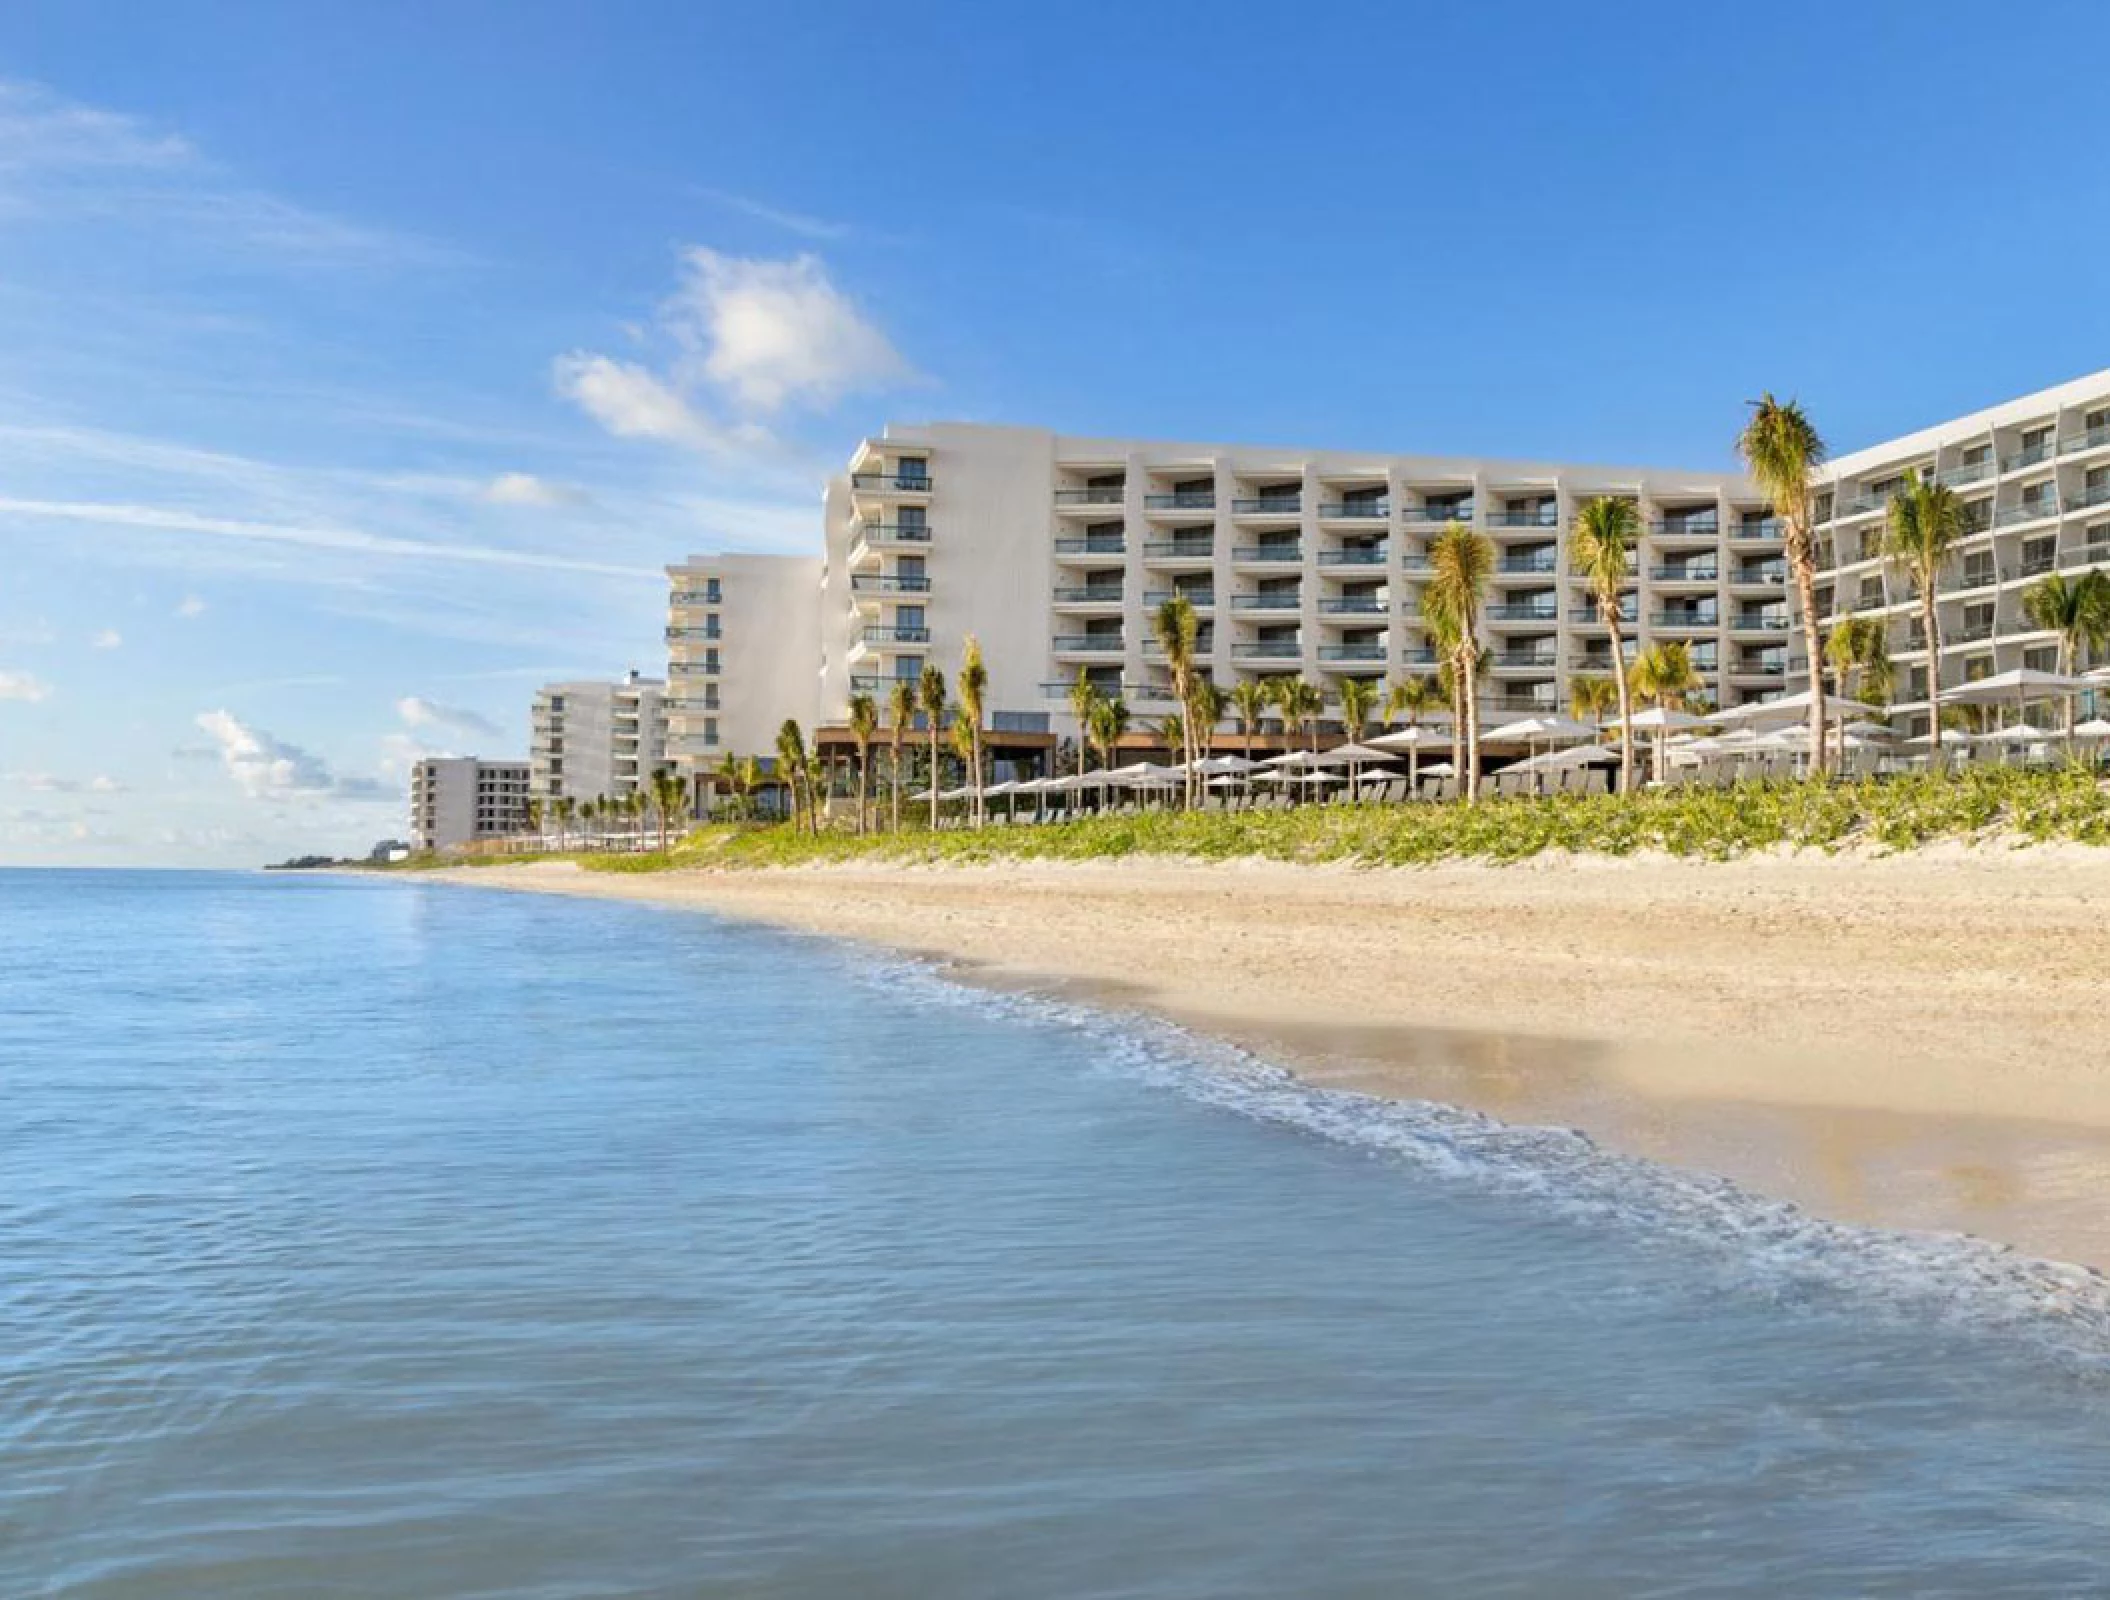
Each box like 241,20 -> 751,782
395,696 -> 501,739
0,669 -> 52,702
557,246 -> 914,454
692,187 -> 853,242
670,247 -> 912,413
175,594 -> 207,618
9,771 -> 127,794
194,708 -> 391,803
91,628 -> 123,649
89,774 -> 125,793
481,472 -> 588,507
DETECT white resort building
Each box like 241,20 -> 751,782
409,757 -> 530,853
665,422 -> 1784,778
528,670 -> 669,806
1788,368 -> 2110,738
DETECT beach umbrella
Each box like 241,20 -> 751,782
1712,689 -> 1880,726
2073,718 -> 2110,739
1261,749 -> 1323,769
1367,723 -> 1448,789
1484,713 -> 1599,795
1189,754 -> 1264,775
1626,707 -> 1711,732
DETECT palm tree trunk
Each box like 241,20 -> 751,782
1449,665 -> 1464,801
928,727 -> 940,830
1790,526 -> 1830,778
1922,590 -> 1943,774
2061,636 -> 2078,744
1609,617 -> 1633,795
1462,651 -> 1481,804
890,734 -> 903,833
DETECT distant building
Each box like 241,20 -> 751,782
368,838 -> 412,863
662,552 -> 823,780
528,670 -> 669,805
409,758 -> 529,853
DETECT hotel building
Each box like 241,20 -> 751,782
409,757 -> 529,853
527,670 -> 669,805
664,423 -> 1782,778
1790,368 -> 2110,737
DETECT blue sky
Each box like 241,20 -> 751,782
3,0 -> 2107,865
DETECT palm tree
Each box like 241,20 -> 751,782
958,636 -> 988,828
1190,678 -> 1223,762
523,796 -> 544,849
918,663 -> 947,830
775,720 -> 815,835
1156,712 -> 1185,778
2021,570 -> 2110,741
1571,495 -> 1640,794
1569,674 -> 1619,724
887,679 -> 915,833
1152,594 -> 1202,803
1230,679 -> 1270,755
653,768 -> 688,852
552,795 -> 574,848
1738,394 -> 1830,774
1423,521 -> 1494,802
1884,469 -> 1968,764
847,692 -> 878,836
734,755 -> 763,821
1334,676 -> 1377,799
1269,676 -> 1323,755
1628,641 -> 1703,785
1824,614 -> 1894,768
1087,695 -> 1130,808
1067,666 -> 1103,781
1384,673 -> 1444,792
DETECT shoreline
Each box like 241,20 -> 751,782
415,850 -> 2110,1270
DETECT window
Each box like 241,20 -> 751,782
1963,443 -> 1991,466
898,504 -> 927,529
896,456 -> 928,485
2087,408 -> 2109,432
894,605 -> 925,631
2024,647 -> 2057,673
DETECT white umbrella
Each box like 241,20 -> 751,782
1945,667 -> 2090,704
1312,741 -> 1398,765
1973,723 -> 2057,744
1368,725 -> 1447,752
1712,689 -> 1880,726
2073,718 -> 2110,739
1841,720 -> 1898,740
1513,744 -> 1617,772
1189,754 -> 1264,775
1262,749 -> 1323,769
1418,761 -> 1457,781
1626,707 -> 1711,732
1484,714 -> 1598,743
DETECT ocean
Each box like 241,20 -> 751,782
5,868 -> 2110,1597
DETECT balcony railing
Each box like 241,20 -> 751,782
1493,651 -> 1559,669
1652,520 -> 1721,538
669,589 -> 720,606
2001,442 -> 2057,472
1653,611 -> 1720,629
1317,546 -> 1388,565
1143,540 -> 1215,559
669,661 -> 720,677
1732,519 -> 1785,540
1488,604 -> 1560,622
1318,501 -> 1389,518
1144,492 -> 1215,511
1733,563 -> 1787,584
1950,566 -> 1999,593
1053,586 -> 1125,604
1054,486 -> 1126,506
1231,496 -> 1302,515
1399,646 -> 1441,666
852,472 -> 931,492
664,696 -> 720,712
1318,597 -> 1385,615
1487,510 -> 1557,528
1040,679 -> 1132,699
1498,555 -> 1559,574
1053,634 -> 1124,652
2063,545 -> 2110,570
1233,544 -> 1302,562
2063,424 -> 2110,456
2071,482 -> 2110,511
1404,505 -> 1474,523
1231,639 -> 1302,658
1998,499 -> 2059,527
850,575 -> 932,594
1232,593 -> 1301,612
1952,623 -> 1997,643
1735,661 -> 1788,677
665,626 -> 722,641
2017,554 -> 2058,579
1570,605 -> 1637,623
1649,565 -> 1719,582
1938,460 -> 1994,488
1731,614 -> 1790,632
1317,643 -> 1387,662
862,626 -> 930,646
1054,537 -> 1126,556
854,522 -> 933,543
1144,590 -> 1215,607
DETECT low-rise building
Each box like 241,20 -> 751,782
409,757 -> 529,853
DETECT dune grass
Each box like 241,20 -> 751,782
492,765 -> 2110,875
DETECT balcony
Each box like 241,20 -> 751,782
1487,510 -> 1557,529
2016,553 -> 2058,579
1143,589 -> 1215,608
1649,565 -> 1719,583
1487,603 -> 1561,623
1232,593 -> 1302,613
664,696 -> 721,712
863,625 -> 929,646
1652,519 -> 1721,540
2070,482 -> 2110,513
1951,622 -> 1998,643
1570,604 -> 1637,624
1729,613 -> 1790,634
1316,546 -> 1388,568
851,521 -> 933,551
1053,536 -> 1127,558
1142,539 -> 1216,563
1399,646 -> 1441,666
1053,634 -> 1125,655
1731,562 -> 1787,585
847,674 -> 890,696
851,472 -> 932,494
1231,496 -> 1303,517
849,574 -> 932,595
1498,553 -> 1560,574
1052,586 -> 1126,607
1938,460 -> 1995,488
2063,424 -> 2110,457
1231,639 -> 1303,661
1733,661 -> 1788,678
1040,679 -> 1133,700
669,660 -> 720,677
1317,642 -> 1388,664
1948,566 -> 1999,594
1144,491 -> 1216,513
1318,597 -> 1385,616
1730,519 -> 1785,542
1318,500 -> 1389,519
2000,442 -> 2057,473
1492,650 -> 1559,670
665,625 -> 722,641
1054,486 -> 1126,507
1404,504 -> 1475,524
1232,544 -> 1303,564
1997,499 -> 2059,528
669,588 -> 720,606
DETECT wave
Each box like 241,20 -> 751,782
850,948 -> 2110,1374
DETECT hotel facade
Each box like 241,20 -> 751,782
667,423 -> 1786,777
409,757 -> 530,853
527,671 -> 669,806
1787,369 -> 2110,737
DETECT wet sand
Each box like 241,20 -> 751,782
421,850 -> 2110,1269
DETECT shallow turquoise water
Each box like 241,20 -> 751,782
4,869 -> 2110,1597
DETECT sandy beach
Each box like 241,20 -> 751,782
426,849 -> 2110,1268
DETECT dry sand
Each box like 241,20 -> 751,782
425,848 -> 2110,1268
